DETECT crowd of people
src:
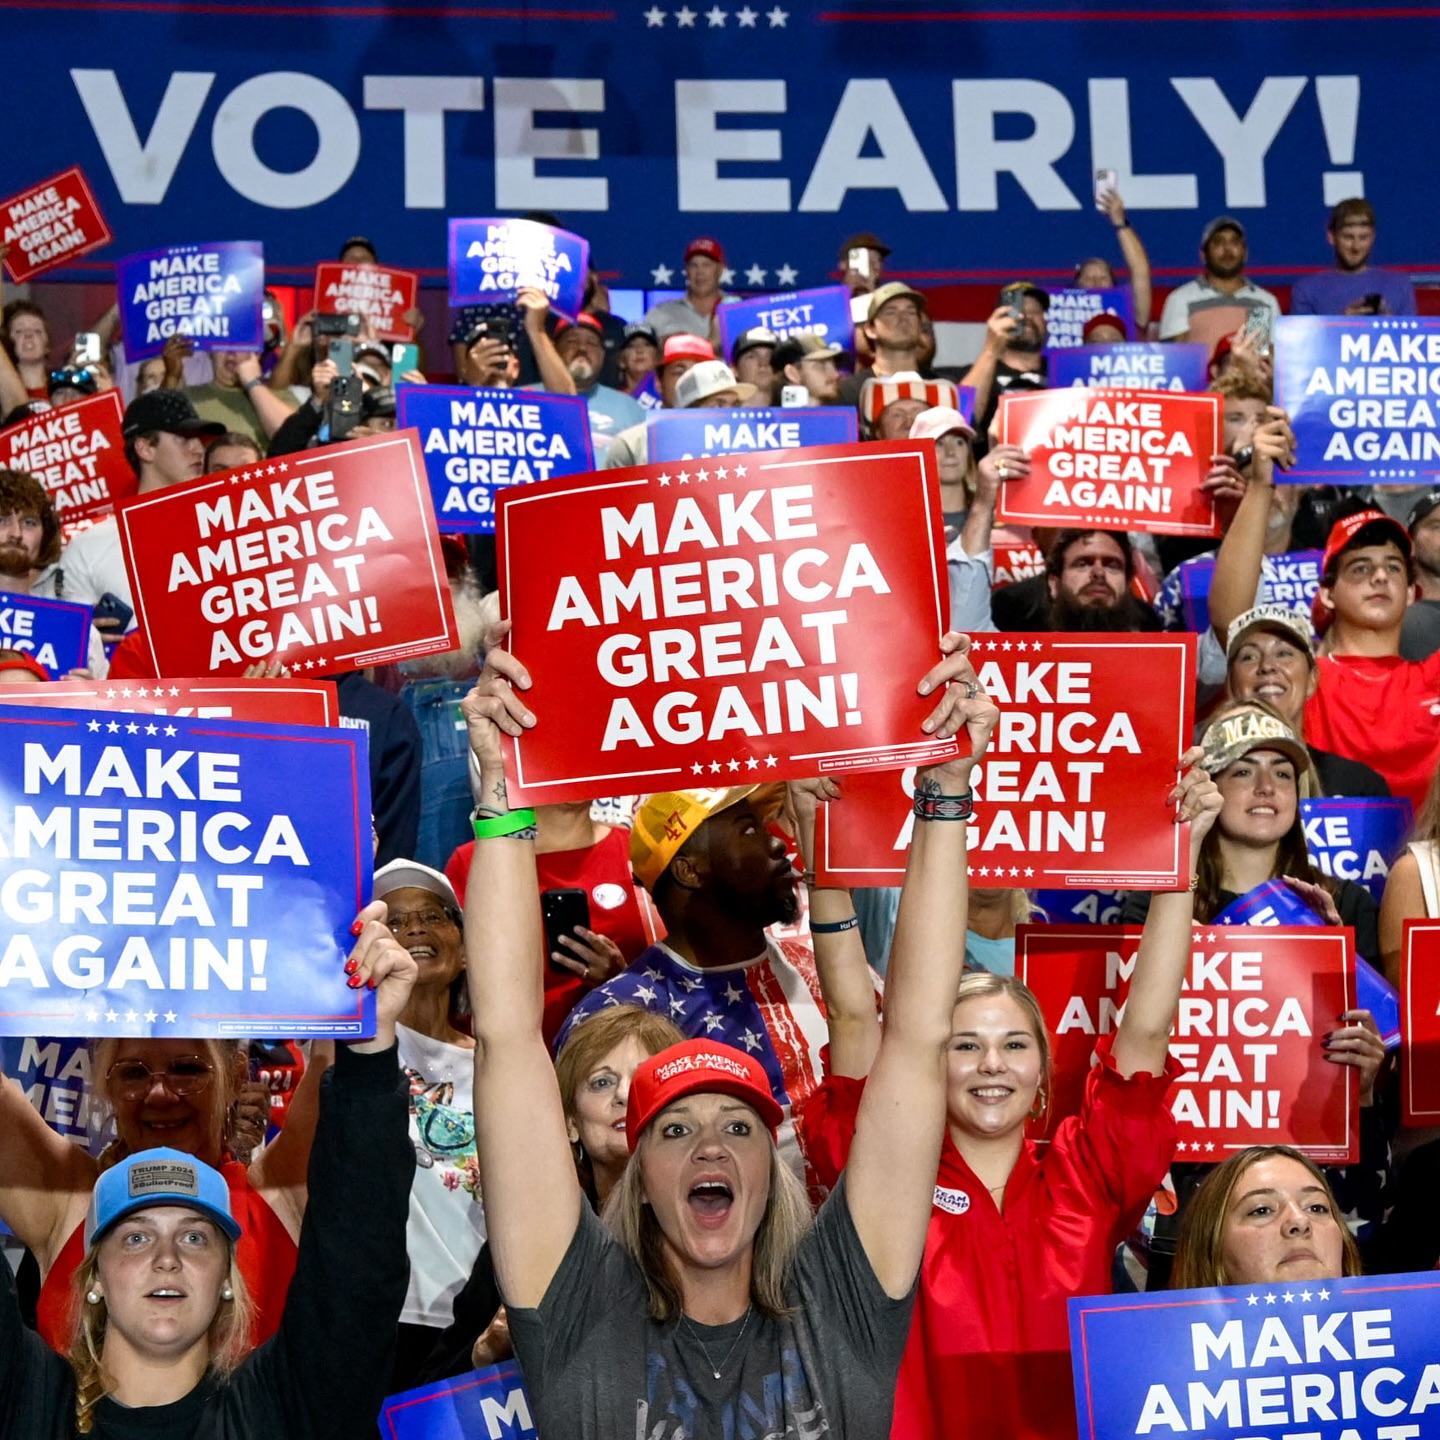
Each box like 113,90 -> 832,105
0,187 -> 1437,1438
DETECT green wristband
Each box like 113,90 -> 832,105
471,807 -> 538,839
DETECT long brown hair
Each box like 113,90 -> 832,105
1172,1145 -> 1362,1289
70,1242 -> 254,1433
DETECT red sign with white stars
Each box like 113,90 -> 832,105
813,633 -> 1196,889
1020,924 -> 1356,1163
495,440 -> 957,805
116,431 -> 458,679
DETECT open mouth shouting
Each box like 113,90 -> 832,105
688,1176 -> 736,1228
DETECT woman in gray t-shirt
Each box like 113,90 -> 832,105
459,630 -> 998,1438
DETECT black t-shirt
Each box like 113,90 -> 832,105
1309,744 -> 1391,799
974,357 -> 1048,441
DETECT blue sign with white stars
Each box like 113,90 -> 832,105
1070,1273 -> 1440,1440
0,705 -> 373,1039
1275,316 -> 1440,483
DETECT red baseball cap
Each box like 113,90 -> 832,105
1082,311 -> 1128,343
625,1039 -> 784,1152
684,237 -> 725,266
661,333 -> 715,367
1312,508 -> 1413,633
556,312 -> 605,336
0,653 -> 50,683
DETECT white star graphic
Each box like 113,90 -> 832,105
635,984 -> 659,1004
774,263 -> 797,286
705,4 -> 727,23
679,975 -> 703,992
644,3 -> 666,21
720,267 -> 735,287
669,996 -> 686,1015
126,721 -> 139,734
709,760 -> 723,773
723,982 -> 744,1005
745,263 -> 767,286
163,1010 -> 177,1023
105,1008 -> 118,1022
644,967 -> 664,981
715,465 -> 729,480
1300,1289 -> 1313,1301
766,4 -> 787,23
677,470 -> 691,484
1318,1288 -> 1330,1300
120,686 -> 133,698
764,755 -> 778,767
145,723 -> 158,735
106,720 -> 120,733
746,756 -> 759,769
656,471 -> 672,484
124,1009 -> 138,1022
703,1012 -> 725,1032
1282,1290 -> 1295,1303
692,762 -> 706,775
675,4 -> 696,23
169,686 -> 180,697
87,719 -> 101,732
104,687 -> 117,698
1205,1141 -> 1215,1152
144,1009 -> 157,1023
741,1028 -> 762,1051
695,467 -> 710,482
736,3 -> 758,21
134,686 -> 150,698
1246,1293 -> 1259,1306
164,725 -> 177,737
1264,1292 -> 1277,1304
733,463 -> 747,477
727,758 -> 741,772
651,263 -> 674,285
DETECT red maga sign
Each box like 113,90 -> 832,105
1401,919 -> 1440,1125
1019,924 -> 1356,1163
313,262 -> 419,342
996,388 -> 1221,536
0,391 -> 132,521
0,677 -> 337,725
1,167 -> 113,283
813,633 -> 1196,889
116,431 -> 458,678
496,440 -> 958,805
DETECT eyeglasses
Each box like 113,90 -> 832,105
385,909 -> 457,933
106,1056 -> 216,1098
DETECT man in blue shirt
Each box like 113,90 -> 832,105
555,312 -> 645,461
1291,198 -> 1416,316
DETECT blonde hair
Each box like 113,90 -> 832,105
1172,1145 -> 1362,1289
70,1241 -> 254,1433
603,1131 -> 813,1323
952,971 -> 1053,1130
90,1039 -> 247,1169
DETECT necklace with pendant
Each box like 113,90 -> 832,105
683,1305 -> 754,1380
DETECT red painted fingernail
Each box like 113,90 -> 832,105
367,977 -> 377,990
351,920 -> 363,936
344,959 -> 358,975
347,975 -> 362,989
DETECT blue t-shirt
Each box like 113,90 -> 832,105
1290,266 -> 1416,316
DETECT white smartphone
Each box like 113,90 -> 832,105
74,332 -> 103,365
1243,306 -> 1274,358
847,247 -> 871,280
780,385 -> 809,408
1094,168 -> 1118,209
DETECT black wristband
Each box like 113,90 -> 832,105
913,791 -> 975,822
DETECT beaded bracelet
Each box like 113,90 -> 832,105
471,807 -> 538,840
913,790 -> 975,822
810,916 -> 860,934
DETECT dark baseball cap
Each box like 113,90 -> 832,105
1407,490 -> 1440,533
999,280 -> 1051,312
840,231 -> 892,259
122,389 -> 226,440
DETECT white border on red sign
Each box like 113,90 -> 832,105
118,433 -> 453,673
499,447 -> 950,796
1404,919 -> 1440,1121
1020,925 -> 1354,1160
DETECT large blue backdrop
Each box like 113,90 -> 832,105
5,2 -> 1438,287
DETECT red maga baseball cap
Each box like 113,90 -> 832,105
1312,508 -> 1413,633
684,237 -> 725,266
661,333 -> 715,367
625,1039 -> 784,1151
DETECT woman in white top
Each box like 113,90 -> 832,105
373,858 -> 485,1392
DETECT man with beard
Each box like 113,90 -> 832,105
554,785 -> 853,1195
1042,530 -> 1164,632
1291,199 -> 1416,317
965,280 -> 1051,441
554,312 -> 645,459
837,282 -> 934,408
1158,217 -> 1280,346
0,468 -> 108,674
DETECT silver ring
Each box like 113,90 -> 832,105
963,681 -> 979,700
997,464 -> 1008,479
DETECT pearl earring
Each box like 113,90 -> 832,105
86,1290 -> 101,1306
221,1286 -> 233,1301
